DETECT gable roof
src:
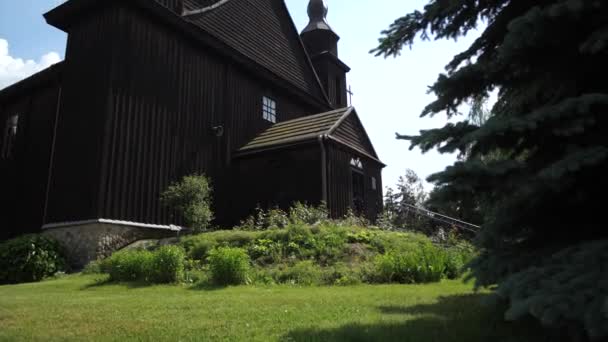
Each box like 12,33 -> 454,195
237,107 -> 384,165
183,0 -> 328,101
44,0 -> 331,109
0,62 -> 64,103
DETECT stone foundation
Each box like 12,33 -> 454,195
42,220 -> 182,269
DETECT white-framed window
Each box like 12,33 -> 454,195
350,157 -> 362,169
1,114 -> 19,159
371,176 -> 377,190
262,96 -> 277,123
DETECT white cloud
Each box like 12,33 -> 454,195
0,38 -> 62,90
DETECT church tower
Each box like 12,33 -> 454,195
301,0 -> 350,108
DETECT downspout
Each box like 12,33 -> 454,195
43,86 -> 62,225
318,134 -> 328,203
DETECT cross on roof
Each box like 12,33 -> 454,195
347,85 -> 354,106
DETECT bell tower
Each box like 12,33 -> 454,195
301,0 -> 350,108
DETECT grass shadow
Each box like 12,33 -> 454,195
80,276 -> 163,290
188,282 -> 228,291
284,293 -> 549,342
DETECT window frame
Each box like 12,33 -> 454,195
1,114 -> 19,159
262,96 -> 277,123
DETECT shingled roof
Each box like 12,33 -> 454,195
238,107 -> 383,165
44,0 -> 331,108
183,0 -> 328,101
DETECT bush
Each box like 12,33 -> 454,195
208,247 -> 251,285
0,234 -> 66,284
100,249 -> 153,282
149,246 -> 186,283
82,261 -> 102,275
443,240 -> 476,279
288,202 -> 329,225
372,242 -> 446,284
161,174 -> 213,232
100,246 -> 185,284
274,260 -> 322,286
322,262 -> 362,286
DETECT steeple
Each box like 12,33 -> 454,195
300,0 -> 339,56
300,0 -> 350,108
302,0 -> 333,34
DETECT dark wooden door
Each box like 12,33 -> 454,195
351,169 -> 365,215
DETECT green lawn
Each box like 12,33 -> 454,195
0,275 -> 542,341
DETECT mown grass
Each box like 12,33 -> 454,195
0,275 -> 545,341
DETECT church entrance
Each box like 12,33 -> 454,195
351,169 -> 365,215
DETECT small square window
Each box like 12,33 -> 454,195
372,177 -> 377,190
262,96 -> 277,123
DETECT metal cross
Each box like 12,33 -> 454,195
347,85 -> 354,106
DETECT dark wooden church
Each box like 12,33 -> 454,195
0,0 -> 385,242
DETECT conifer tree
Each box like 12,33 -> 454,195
373,0 -> 608,339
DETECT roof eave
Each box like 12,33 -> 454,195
44,0 -> 331,111
0,62 -> 64,103
327,135 -> 386,168
234,135 -> 320,158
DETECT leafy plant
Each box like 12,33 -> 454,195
149,246 -> 186,283
0,234 -> 66,284
100,249 -> 154,282
207,247 -> 251,286
275,261 -> 322,286
160,174 -> 213,232
288,202 -> 329,225
372,243 -> 446,284
100,246 -> 185,284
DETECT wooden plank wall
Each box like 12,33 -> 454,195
332,115 -> 375,157
326,142 -> 383,220
92,5 -> 322,226
0,84 -> 60,238
233,145 -> 323,223
45,6 -> 121,223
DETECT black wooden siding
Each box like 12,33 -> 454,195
0,82 -> 61,238
1,0 -> 384,234
45,6 -> 122,223
332,114 -> 377,158
235,144 -> 323,221
90,4 -> 325,226
326,142 -> 383,219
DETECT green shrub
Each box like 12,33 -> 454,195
180,230 -> 260,260
149,246 -> 186,283
0,234 -> 66,284
82,261 -> 102,275
208,247 -> 251,285
161,174 -> 213,232
288,202 -> 329,225
443,241 -> 476,279
322,262 -> 362,286
100,246 -> 185,284
372,242 -> 446,284
100,249 -> 153,282
248,238 -> 284,264
276,261 -> 322,285
266,208 -> 290,229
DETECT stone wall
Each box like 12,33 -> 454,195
43,222 -> 179,269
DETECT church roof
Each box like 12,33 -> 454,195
183,0 -> 328,101
238,107 -> 383,165
44,0 -> 331,109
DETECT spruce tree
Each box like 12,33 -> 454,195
373,0 -> 608,339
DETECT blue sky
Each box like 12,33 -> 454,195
0,0 -> 480,192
